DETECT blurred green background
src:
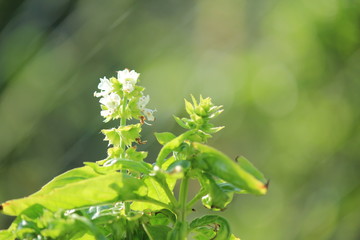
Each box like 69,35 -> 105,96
1,0 -> 360,239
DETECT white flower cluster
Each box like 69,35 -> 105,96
94,69 -> 155,122
117,69 -> 139,93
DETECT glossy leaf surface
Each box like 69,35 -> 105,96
192,142 -> 267,195
1,173 -> 147,216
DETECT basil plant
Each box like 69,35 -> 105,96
0,69 -> 268,240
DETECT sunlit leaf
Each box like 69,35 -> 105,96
192,142 -> 267,195
87,159 -> 152,174
154,132 -> 176,145
131,176 -> 173,211
236,156 -> 266,183
0,230 -> 14,240
1,173 -> 147,216
155,129 -> 196,167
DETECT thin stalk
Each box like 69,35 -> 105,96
186,188 -> 207,210
154,177 -> 178,208
178,176 -> 189,239
119,96 -> 130,214
119,96 -> 127,159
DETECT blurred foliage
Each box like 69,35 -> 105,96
0,0 -> 359,239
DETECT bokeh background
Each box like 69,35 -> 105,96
1,0 -> 360,239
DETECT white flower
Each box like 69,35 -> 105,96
138,95 -> 150,110
142,108 -> 156,121
94,77 -> 112,97
117,69 -> 140,93
122,82 -> 135,93
99,92 -> 121,117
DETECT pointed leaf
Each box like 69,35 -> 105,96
154,132 -> 176,145
1,173 -> 147,216
101,128 -> 120,146
173,115 -> 190,129
155,130 -> 196,167
184,99 -> 194,115
236,156 -> 266,183
192,142 -> 267,195
31,166 -> 100,197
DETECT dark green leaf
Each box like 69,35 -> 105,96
190,215 -> 231,240
199,174 -> 233,211
143,224 -> 172,240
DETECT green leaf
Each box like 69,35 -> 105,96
198,174 -> 233,211
102,124 -> 142,147
148,210 -> 175,225
87,159 -> 152,174
125,147 -> 148,162
155,129 -> 196,167
154,132 -> 176,145
0,230 -> 15,240
184,99 -> 194,115
191,227 -> 216,240
192,142 -> 268,195
131,176 -> 172,211
106,147 -> 123,159
207,126 -> 225,134
173,115 -> 190,129
101,128 -> 120,146
167,222 -> 184,240
166,160 -> 191,173
1,172 -> 147,216
230,234 -> 241,240
143,224 -> 172,240
118,124 -> 142,146
236,156 -> 266,183
32,166 -> 100,197
165,160 -> 191,179
190,215 -> 231,240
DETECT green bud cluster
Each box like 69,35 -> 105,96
174,95 -> 224,142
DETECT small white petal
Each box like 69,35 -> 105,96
138,95 -> 150,109
142,108 -> 156,121
101,109 -> 112,117
117,69 -> 139,92
99,93 -> 121,115
122,82 -> 135,93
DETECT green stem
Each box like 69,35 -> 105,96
119,96 -> 130,214
119,96 -> 127,159
178,176 -> 189,239
186,188 -> 207,210
154,177 -> 178,208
